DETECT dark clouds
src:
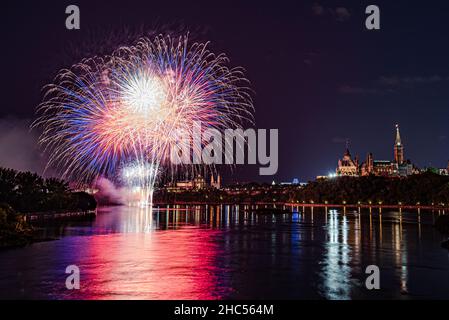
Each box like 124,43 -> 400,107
311,2 -> 351,21
339,75 -> 449,95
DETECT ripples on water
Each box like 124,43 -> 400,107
0,205 -> 448,300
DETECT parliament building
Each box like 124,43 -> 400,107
336,124 -> 416,177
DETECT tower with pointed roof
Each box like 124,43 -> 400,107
217,174 -> 221,189
336,140 -> 359,176
394,124 -> 404,164
210,173 -> 222,189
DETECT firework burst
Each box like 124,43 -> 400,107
33,34 -> 253,205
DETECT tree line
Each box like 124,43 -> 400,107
154,172 -> 449,206
0,167 -> 96,213
295,172 -> 449,205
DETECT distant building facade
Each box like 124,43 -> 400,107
442,161 -> 449,176
336,143 -> 359,176
336,124 -> 418,178
428,161 -> 449,176
210,174 -> 221,189
166,173 -> 221,192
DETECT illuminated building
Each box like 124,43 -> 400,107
438,161 -> 449,176
394,124 -> 404,164
175,175 -> 206,189
336,141 -> 359,176
192,175 -> 207,189
280,178 -> 300,185
359,125 -> 402,176
165,174 -> 220,192
360,124 -> 413,176
210,174 -> 221,189
337,124 -> 417,178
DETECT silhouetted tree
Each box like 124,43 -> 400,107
0,167 -> 97,213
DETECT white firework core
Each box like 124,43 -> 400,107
122,71 -> 167,115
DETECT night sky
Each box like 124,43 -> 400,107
1,0 -> 449,183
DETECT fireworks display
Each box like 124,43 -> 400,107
33,34 -> 253,206
121,161 -> 159,206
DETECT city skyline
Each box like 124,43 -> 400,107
328,123 -> 449,178
332,124 -> 448,179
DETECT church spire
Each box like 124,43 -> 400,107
344,139 -> 350,156
395,124 -> 402,146
394,124 -> 404,164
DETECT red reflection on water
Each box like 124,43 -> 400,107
73,227 -> 225,300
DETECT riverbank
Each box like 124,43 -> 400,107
1,206 -> 96,249
0,229 -> 34,249
25,210 -> 96,222
153,201 -> 447,211
0,203 -> 33,249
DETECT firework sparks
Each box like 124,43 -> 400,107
121,161 -> 159,207
33,34 -> 253,205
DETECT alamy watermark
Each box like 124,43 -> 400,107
169,122 -> 278,176
65,4 -> 381,31
65,265 -> 80,290
365,5 -> 380,30
365,265 -> 380,290
65,5 -> 80,30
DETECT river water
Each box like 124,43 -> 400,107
0,205 -> 448,299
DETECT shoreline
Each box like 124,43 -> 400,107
24,210 -> 97,222
152,201 -> 447,211
1,210 -> 96,250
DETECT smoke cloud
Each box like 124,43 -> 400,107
0,117 -> 131,206
93,177 -> 126,205
0,117 -> 47,174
